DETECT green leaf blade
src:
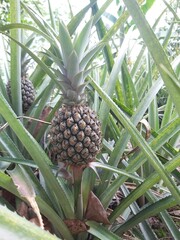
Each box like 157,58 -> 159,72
73,18 -> 93,61
123,0 -> 180,115
59,21 -> 74,68
0,205 -> 60,240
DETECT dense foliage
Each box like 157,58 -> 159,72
0,0 -> 179,239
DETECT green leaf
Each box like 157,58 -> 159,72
157,207 -> 180,240
1,33 -> 60,86
86,221 -> 121,240
121,61 -> 139,109
0,172 -> 73,240
0,131 -> 52,206
96,78 -> 164,197
141,0 -> 156,13
0,131 -> 23,158
10,0 -> 22,116
7,165 -> 43,228
91,79 -> 180,203
74,18 -> 93,61
109,153 -> 180,223
30,48 -> 53,88
43,49 -> 65,73
147,53 -> 159,131
99,28 -> 132,133
162,0 -> 180,21
36,196 -> 74,240
7,165 -> 36,199
119,184 -> 158,240
91,0 -> 114,74
72,71 -> 84,89
59,21 -> 74,68
100,116 -> 180,210
82,168 -> 96,214
0,156 -> 37,168
92,0 -> 114,25
53,69 -> 67,82
115,196 -> 176,236
67,0 -> 97,35
123,0 -> 180,115
0,23 -> 54,43
0,92 -> 75,219
80,42 -> 106,70
0,205 -> 60,240
47,0 -> 56,29
67,50 -> 79,81
92,162 -> 144,182
21,1 -> 58,42
0,171 -> 20,197
161,96 -> 174,127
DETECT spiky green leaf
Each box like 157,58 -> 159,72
80,42 -> 106,70
54,69 -> 67,82
73,18 -> 93,61
59,21 -> 74,68
0,205 -> 60,240
67,50 -> 79,81
67,0 -> 96,35
123,0 -> 180,115
71,71 -> 84,89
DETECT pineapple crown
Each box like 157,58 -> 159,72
46,18 -> 105,104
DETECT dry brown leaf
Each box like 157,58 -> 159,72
139,119 -> 151,140
85,191 -> 110,225
7,165 -> 44,229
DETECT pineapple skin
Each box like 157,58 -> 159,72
49,104 -> 102,165
7,76 -> 35,113
21,76 -> 35,113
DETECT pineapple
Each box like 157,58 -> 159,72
7,74 -> 35,113
49,19 -> 103,166
7,39 -> 35,113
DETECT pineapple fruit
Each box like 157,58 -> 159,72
7,74 -> 35,113
50,104 -> 101,165
7,45 -> 35,113
49,20 -> 103,166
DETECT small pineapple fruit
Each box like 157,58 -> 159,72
7,50 -> 35,113
49,19 -> 104,166
7,75 -> 35,113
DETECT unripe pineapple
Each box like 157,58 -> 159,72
7,45 -> 35,113
50,104 -> 101,165
49,19 -> 104,166
7,75 -> 35,113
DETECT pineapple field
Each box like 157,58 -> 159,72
0,0 -> 179,239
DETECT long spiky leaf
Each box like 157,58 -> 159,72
0,23 -> 54,43
59,21 -> 74,68
123,0 -> 180,115
73,18 -> 93,62
91,79 -> 180,203
0,92 -> 75,219
1,33 -> 60,87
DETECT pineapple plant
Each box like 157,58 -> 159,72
48,19 -> 103,166
7,40 -> 35,113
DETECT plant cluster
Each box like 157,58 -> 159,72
0,0 -> 179,239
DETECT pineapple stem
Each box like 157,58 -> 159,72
76,194 -> 83,220
72,166 -> 84,219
